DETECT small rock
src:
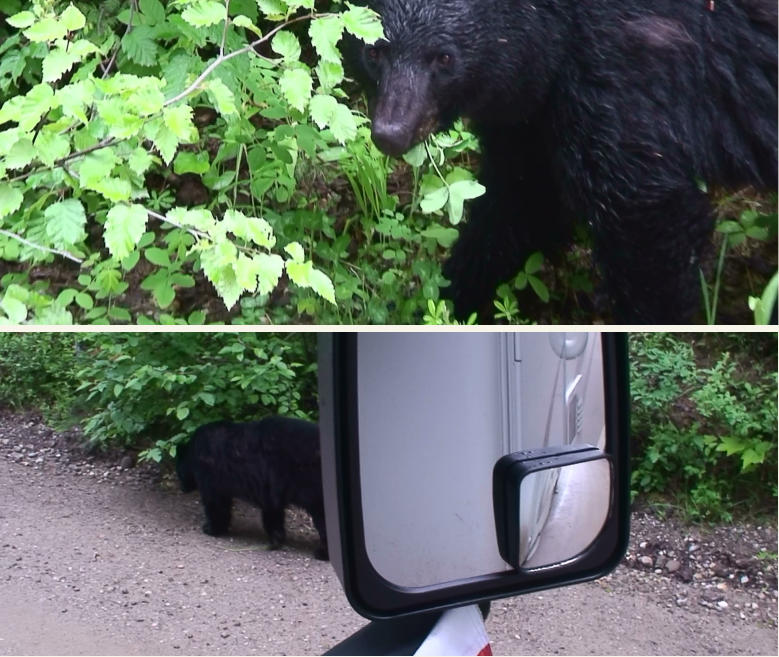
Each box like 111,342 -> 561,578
639,556 -> 653,568
717,600 -> 729,609
666,559 -> 681,573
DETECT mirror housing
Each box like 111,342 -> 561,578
318,333 -> 630,619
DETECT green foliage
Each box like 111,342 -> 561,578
629,333 -> 778,522
69,332 -> 318,460
701,195 -> 778,325
0,331 -> 80,411
3,0 -> 453,324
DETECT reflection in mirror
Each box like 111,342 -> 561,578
355,333 -> 607,588
519,459 -> 612,569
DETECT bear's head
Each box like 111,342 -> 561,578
353,0 -> 486,156
351,0 -> 570,157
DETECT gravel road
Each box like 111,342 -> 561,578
0,411 -> 776,656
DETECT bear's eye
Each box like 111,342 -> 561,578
365,46 -> 382,62
435,53 -> 453,69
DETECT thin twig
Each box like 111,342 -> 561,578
0,228 -> 84,263
7,138 -> 118,183
163,13 -> 327,108
102,0 -> 137,79
219,0 -> 230,57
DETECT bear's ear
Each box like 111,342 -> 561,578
318,332 -> 630,620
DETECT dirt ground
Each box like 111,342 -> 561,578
0,411 -> 776,656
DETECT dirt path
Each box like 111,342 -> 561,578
0,412 -> 776,656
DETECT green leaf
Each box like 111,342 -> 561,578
173,150 -> 210,175
342,4 -> 384,44
163,104 -> 198,141
279,67 -> 312,112
44,199 -> 87,248
24,17 -> 68,42
122,25 -> 159,67
0,285 -> 27,323
104,204 -> 148,260
715,435 -> 745,457
151,124 -> 180,164
206,78 -> 237,115
421,225 -> 459,248
4,137 -> 34,170
232,14 -> 261,35
524,251 -> 544,274
181,0 -> 226,27
6,11 -> 35,29
254,252 -> 284,295
328,101 -> 357,143
144,247 -> 171,267
60,4 -> 86,31
284,241 -> 304,262
309,16 -> 344,63
55,79 -> 94,123
309,267 -> 336,304
200,241 -> 242,309
223,209 -> 276,249
0,182 -> 23,219
75,291 -> 94,309
41,46 -> 79,83
285,257 -> 312,287
139,0 -> 166,25
33,131 -> 70,167
167,207 -> 215,231
528,275 -> 550,303
315,59 -> 344,91
256,0 -> 288,20
420,186 -> 449,214
97,98 -> 145,139
271,31 -> 301,62
740,448 -> 765,471
128,147 -> 154,176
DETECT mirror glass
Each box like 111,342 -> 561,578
354,332 -> 607,588
518,459 -> 611,569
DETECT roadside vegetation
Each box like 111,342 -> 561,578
1,1 -> 776,324
0,331 -> 776,522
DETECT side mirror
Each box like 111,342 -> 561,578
318,333 -> 630,619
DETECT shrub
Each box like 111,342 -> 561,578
70,332 -> 318,460
629,332 -> 777,522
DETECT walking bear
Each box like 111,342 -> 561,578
176,416 -> 328,560
352,0 -> 777,323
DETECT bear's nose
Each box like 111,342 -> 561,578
371,121 -> 412,158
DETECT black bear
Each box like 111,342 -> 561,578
176,416 -> 328,560
352,0 -> 777,323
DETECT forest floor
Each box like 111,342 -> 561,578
0,409 -> 776,655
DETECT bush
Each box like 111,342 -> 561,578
629,332 -> 777,522
0,331 -> 80,412
70,332 -> 318,460
0,0 -> 483,325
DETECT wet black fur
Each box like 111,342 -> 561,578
353,0 -> 778,323
176,417 -> 328,560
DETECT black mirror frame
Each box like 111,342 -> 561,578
320,332 -> 631,620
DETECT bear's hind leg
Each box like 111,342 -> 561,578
308,501 -> 329,560
594,185 -> 713,323
262,508 -> 286,550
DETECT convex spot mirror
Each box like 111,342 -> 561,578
318,333 -> 630,619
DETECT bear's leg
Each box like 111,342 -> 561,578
593,184 -> 713,323
443,125 -> 569,320
261,508 -> 286,550
308,500 -> 329,560
200,491 -> 232,536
